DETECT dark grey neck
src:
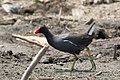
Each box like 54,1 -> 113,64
42,30 -> 54,46
43,30 -> 53,38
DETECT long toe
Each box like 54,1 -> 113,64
71,66 -> 74,72
89,63 -> 96,71
89,67 -> 96,72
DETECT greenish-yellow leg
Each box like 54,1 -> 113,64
71,54 -> 78,71
87,47 -> 96,71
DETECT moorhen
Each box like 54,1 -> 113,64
35,22 -> 96,71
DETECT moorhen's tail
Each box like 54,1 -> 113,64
87,22 -> 95,36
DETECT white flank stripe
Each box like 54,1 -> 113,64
63,40 -> 77,46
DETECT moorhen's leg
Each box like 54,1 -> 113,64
55,54 -> 78,72
86,47 -> 96,71
71,54 -> 78,71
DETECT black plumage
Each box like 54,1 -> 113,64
35,22 -> 96,71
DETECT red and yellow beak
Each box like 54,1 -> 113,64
34,27 -> 40,34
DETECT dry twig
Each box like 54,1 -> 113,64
21,46 -> 49,80
12,34 -> 47,47
58,7 -> 62,22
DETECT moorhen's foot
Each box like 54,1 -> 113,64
89,59 -> 96,72
55,68 -> 72,72
88,61 -> 96,72
55,67 -> 96,72
89,66 -> 96,72
71,67 -> 76,72
74,57 -> 83,63
55,68 -> 82,72
88,63 -> 96,72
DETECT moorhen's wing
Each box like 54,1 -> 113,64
62,33 -> 93,48
55,33 -> 78,47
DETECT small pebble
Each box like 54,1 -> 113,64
0,45 -> 4,48
96,54 -> 102,59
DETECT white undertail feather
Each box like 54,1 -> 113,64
87,22 -> 95,36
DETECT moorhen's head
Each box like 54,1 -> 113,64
35,25 -> 49,34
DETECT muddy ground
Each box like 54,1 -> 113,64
0,0 -> 120,80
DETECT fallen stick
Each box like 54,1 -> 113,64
12,34 -> 44,47
21,46 -> 49,80
58,7 -> 62,22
